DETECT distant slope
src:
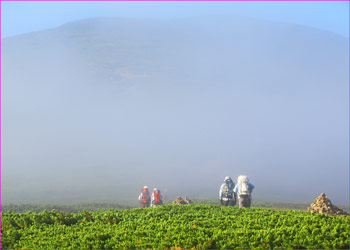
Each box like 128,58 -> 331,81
2,17 -> 348,89
1,17 -> 349,205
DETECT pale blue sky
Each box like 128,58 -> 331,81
1,1 -> 349,38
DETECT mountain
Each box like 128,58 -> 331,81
1,17 -> 348,205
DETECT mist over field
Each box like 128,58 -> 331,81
1,16 -> 348,205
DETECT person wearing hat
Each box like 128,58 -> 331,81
151,188 -> 163,207
138,186 -> 151,208
219,176 -> 236,206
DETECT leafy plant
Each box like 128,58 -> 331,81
1,205 -> 349,249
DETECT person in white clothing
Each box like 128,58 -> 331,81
219,176 -> 236,206
233,175 -> 255,208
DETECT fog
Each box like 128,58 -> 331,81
1,17 -> 348,205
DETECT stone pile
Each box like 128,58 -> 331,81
184,196 -> 193,204
173,196 -> 193,205
307,193 -> 348,216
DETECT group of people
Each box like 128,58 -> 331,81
138,175 -> 254,208
138,186 -> 163,208
219,175 -> 255,208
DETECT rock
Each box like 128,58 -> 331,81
184,196 -> 193,204
173,196 -> 192,205
307,193 -> 348,216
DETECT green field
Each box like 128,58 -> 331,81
4,199 -> 348,213
1,204 -> 349,249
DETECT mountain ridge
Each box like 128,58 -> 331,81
2,16 -> 349,41
1,16 -> 348,205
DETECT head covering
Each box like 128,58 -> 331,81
153,188 -> 158,191
224,176 -> 231,181
143,185 -> 149,189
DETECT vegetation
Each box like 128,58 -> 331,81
0,201 -> 296,213
2,204 -> 349,249
5,199 -> 346,213
191,199 -> 312,210
1,202 -> 132,213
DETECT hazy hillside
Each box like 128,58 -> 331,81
1,17 -> 348,205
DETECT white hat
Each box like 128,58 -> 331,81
224,176 -> 231,181
143,185 -> 149,189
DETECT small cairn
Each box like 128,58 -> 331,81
173,196 -> 192,205
307,193 -> 348,216
184,196 -> 193,204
